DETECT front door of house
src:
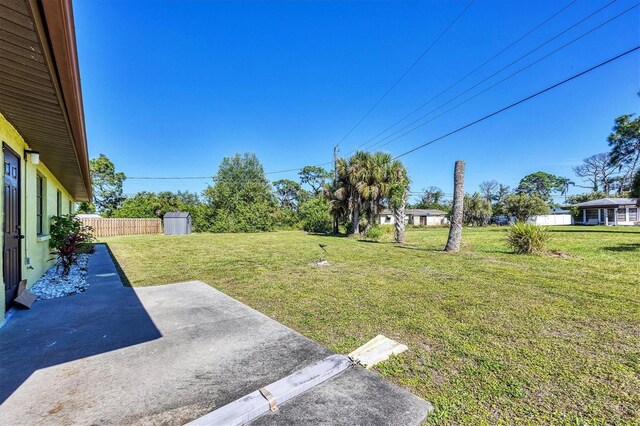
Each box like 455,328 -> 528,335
3,145 -> 21,310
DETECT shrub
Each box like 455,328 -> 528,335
299,196 -> 332,233
272,208 -> 301,230
463,192 -> 492,226
506,222 -> 550,254
363,226 -> 384,241
49,215 -> 94,275
505,194 -> 549,222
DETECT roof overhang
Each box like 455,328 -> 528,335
0,0 -> 91,201
575,198 -> 639,209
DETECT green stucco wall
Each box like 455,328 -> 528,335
1,113 -> 75,318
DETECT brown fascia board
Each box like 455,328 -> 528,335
29,0 -> 92,201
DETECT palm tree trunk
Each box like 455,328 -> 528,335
445,160 -> 465,252
364,202 -> 377,234
352,206 -> 360,234
394,202 -> 405,244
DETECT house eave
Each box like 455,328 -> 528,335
0,0 -> 91,201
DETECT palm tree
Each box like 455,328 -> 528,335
557,177 -> 574,202
326,158 -> 351,231
445,160 -> 465,252
346,151 -> 369,234
358,152 -> 393,233
327,151 -> 409,237
387,159 -> 410,244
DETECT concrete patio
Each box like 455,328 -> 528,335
0,244 -> 432,425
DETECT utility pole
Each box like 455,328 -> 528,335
333,145 -> 339,234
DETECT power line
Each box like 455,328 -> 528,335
128,35 -> 634,183
347,0 -> 579,155
127,159 -> 335,180
334,0 -> 476,148
125,2 -> 632,182
393,45 -> 640,160
369,1 -> 640,151
127,176 -> 211,180
351,0 -> 621,155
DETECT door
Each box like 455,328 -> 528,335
3,145 -> 21,310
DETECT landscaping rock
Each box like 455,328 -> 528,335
29,254 -> 91,300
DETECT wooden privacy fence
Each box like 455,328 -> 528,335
79,218 -> 162,238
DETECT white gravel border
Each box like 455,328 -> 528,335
29,254 -> 91,300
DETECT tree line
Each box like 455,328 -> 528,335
79,150 -> 412,240
410,113 -> 640,226
80,113 -> 638,232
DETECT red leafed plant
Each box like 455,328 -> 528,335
49,215 -> 94,275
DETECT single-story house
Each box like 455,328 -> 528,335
1,0 -> 91,316
379,209 -> 448,226
574,198 -> 639,226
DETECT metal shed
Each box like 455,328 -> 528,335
163,212 -> 192,235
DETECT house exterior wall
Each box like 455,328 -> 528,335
529,214 -> 573,226
1,113 -> 75,317
379,214 -> 446,226
425,216 -> 448,226
380,214 -> 395,225
577,207 -> 639,226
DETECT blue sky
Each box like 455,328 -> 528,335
73,0 -> 640,203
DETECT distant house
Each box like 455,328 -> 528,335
574,198 -> 639,226
379,209 -> 448,226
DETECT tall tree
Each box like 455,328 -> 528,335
326,158 -> 352,232
493,184 -> 512,215
327,151 -> 408,236
445,160 -> 465,253
556,177 -> 574,201
608,114 -> 640,191
203,153 -> 277,232
516,171 -> 569,204
90,154 -> 126,217
386,159 -> 410,244
573,153 -> 618,193
414,186 -> 447,210
478,180 -> 499,202
299,166 -> 331,194
345,151 -> 369,234
357,152 -> 395,233
273,179 -> 303,210
631,171 -> 640,198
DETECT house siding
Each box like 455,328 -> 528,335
1,113 -> 75,317
379,213 -> 447,226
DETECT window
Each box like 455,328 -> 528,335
617,208 -> 626,222
36,174 -> 45,235
385,216 -> 391,223
69,200 -> 73,214
56,189 -> 62,216
586,209 -> 598,220
629,208 -> 638,222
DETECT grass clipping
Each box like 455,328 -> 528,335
506,222 -> 550,254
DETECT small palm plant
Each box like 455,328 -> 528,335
506,222 -> 550,254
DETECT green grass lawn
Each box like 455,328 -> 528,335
102,226 -> 639,425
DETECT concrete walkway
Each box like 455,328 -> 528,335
0,244 -> 432,425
